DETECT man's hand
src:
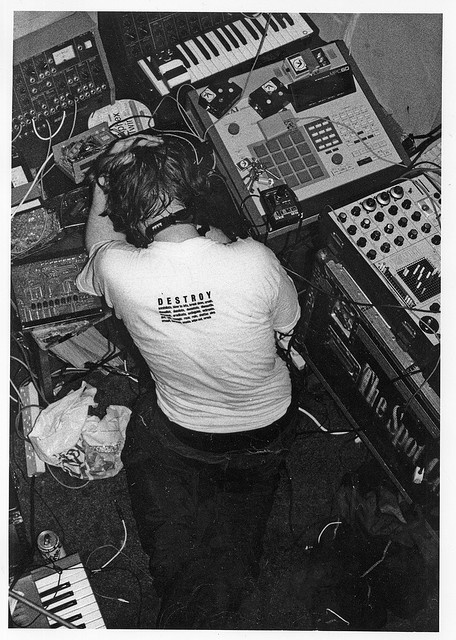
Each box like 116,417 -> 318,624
106,133 -> 163,156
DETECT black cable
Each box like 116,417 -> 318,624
412,124 -> 441,139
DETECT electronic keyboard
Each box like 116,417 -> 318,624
99,12 -> 318,98
11,553 -> 106,629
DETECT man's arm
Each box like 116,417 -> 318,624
85,183 -> 126,252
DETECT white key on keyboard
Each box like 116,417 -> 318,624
185,40 -> 213,79
231,21 -> 259,58
204,32 -> 233,70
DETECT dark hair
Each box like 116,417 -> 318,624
91,135 -> 210,246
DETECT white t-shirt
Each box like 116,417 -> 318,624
76,236 -> 300,433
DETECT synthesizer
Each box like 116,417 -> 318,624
186,40 -> 410,239
13,12 -> 115,169
98,12 -> 319,101
11,553 -> 106,629
320,174 -> 441,370
11,250 -> 103,330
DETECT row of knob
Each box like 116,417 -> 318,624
29,294 -> 81,311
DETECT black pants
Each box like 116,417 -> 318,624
121,393 -> 298,628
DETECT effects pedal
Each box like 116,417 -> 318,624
260,184 -> 302,230
199,80 -> 242,119
248,77 -> 291,119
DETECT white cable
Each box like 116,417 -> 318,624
32,111 -> 67,141
326,607 -> 350,625
298,407 -> 351,435
317,520 -> 342,545
360,539 -> 392,577
99,520 -> 127,570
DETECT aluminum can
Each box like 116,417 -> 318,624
37,530 -> 65,563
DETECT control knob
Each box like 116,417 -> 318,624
362,197 -> 376,212
390,185 -> 404,199
376,191 -> 390,206
351,205 -> 361,217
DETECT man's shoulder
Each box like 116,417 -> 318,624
230,237 -> 275,260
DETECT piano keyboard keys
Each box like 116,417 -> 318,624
137,14 -> 315,90
32,555 -> 106,629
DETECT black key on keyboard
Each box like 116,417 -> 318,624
273,14 -> 287,29
181,42 -> 199,65
264,14 -> 279,31
194,37 -> 211,60
241,18 -> 260,40
221,25 -> 239,48
251,18 -> 265,36
214,28 -> 231,51
230,23 -> 247,45
283,14 -> 295,26
201,33 -> 219,56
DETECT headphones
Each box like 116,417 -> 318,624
144,208 -> 193,241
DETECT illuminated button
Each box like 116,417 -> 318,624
380,242 -> 391,253
351,205 -> 361,217
394,235 -> 405,246
384,223 -> 394,234
388,205 -> 398,216
366,249 -> 377,260
337,212 -> 347,223
390,185 -> 404,199
370,230 -> 381,241
374,211 -> 384,222
347,225 -> 357,235
408,229 -> 418,239
360,218 -> 371,229
356,237 -> 367,247
398,217 -> 408,227
421,223 -> 431,233
411,210 -> 421,221
362,197 -> 376,212
376,191 -> 390,205
431,235 -> 441,245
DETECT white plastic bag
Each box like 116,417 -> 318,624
29,382 -> 131,480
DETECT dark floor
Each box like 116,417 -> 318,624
9,357 -> 439,631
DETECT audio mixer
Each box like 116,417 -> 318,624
321,174 -> 441,361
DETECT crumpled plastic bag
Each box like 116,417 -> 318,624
29,382 -> 131,480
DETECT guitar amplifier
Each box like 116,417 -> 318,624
295,249 -> 439,532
